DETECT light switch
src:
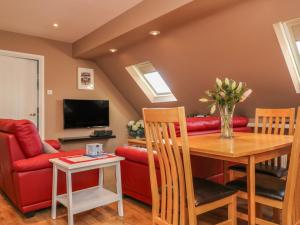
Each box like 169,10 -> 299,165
47,90 -> 53,95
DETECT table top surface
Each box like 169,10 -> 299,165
49,155 -> 124,170
128,133 -> 293,158
179,132 -> 293,158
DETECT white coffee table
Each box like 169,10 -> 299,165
49,155 -> 125,225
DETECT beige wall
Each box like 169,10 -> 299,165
0,30 -> 139,151
96,0 -> 300,117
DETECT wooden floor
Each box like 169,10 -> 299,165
0,192 -> 252,225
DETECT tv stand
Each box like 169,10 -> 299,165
58,135 -> 116,143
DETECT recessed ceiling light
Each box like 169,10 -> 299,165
53,23 -> 59,28
109,48 -> 118,53
149,30 -> 160,36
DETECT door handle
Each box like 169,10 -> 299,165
29,113 -> 36,117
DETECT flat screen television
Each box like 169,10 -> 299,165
63,99 -> 109,129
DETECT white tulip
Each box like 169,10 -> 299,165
240,89 -> 253,102
236,82 -> 243,92
231,81 -> 236,89
225,78 -> 229,86
219,92 -> 225,98
216,78 -> 222,88
210,104 -> 216,114
199,98 -> 209,102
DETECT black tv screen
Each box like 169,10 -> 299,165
63,99 -> 109,129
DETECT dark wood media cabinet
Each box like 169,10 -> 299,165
58,135 -> 116,143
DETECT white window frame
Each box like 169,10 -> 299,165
126,62 -> 177,103
274,18 -> 300,93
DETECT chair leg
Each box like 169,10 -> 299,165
228,195 -> 237,225
190,215 -> 198,225
229,170 -> 235,182
224,161 -> 229,184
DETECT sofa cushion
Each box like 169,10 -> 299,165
0,119 -> 43,158
174,116 -> 249,136
188,127 -> 252,136
13,149 -> 85,172
186,117 -> 221,132
115,146 -> 160,168
232,116 -> 249,128
175,117 -> 219,135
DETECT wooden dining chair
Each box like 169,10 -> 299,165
226,107 -> 300,225
229,108 -> 295,181
143,107 -> 237,225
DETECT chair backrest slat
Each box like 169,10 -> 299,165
274,116 -> 280,135
255,108 -> 295,167
143,107 -> 194,225
168,122 -> 186,225
255,108 -> 295,135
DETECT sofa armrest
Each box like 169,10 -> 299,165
115,146 -> 160,168
44,139 -> 61,150
13,149 -> 85,172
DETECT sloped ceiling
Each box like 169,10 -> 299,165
95,0 -> 300,117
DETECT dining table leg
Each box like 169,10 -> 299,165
247,156 -> 256,225
223,161 -> 229,184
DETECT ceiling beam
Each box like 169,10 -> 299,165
72,0 -> 193,58
73,0 -> 243,59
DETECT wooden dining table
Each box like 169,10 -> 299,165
180,132 -> 293,224
129,132 -> 294,225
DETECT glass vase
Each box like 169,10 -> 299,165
219,105 -> 235,139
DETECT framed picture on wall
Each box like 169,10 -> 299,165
77,67 -> 94,90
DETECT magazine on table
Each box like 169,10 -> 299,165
59,153 -> 116,164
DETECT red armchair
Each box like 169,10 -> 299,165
0,119 -> 98,214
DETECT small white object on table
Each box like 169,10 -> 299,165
49,154 -> 125,225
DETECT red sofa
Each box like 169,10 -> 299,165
116,116 -> 251,205
0,119 -> 99,214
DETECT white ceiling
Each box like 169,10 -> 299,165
0,0 -> 143,43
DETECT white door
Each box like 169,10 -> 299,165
0,54 -> 39,126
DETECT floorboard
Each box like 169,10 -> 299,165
0,192 -> 257,225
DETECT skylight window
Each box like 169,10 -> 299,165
144,72 -> 171,95
274,19 -> 300,93
126,62 -> 177,103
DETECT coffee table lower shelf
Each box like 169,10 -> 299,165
57,186 -> 119,214
50,156 -> 124,225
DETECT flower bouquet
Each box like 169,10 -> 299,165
127,120 -> 145,139
199,78 -> 252,138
